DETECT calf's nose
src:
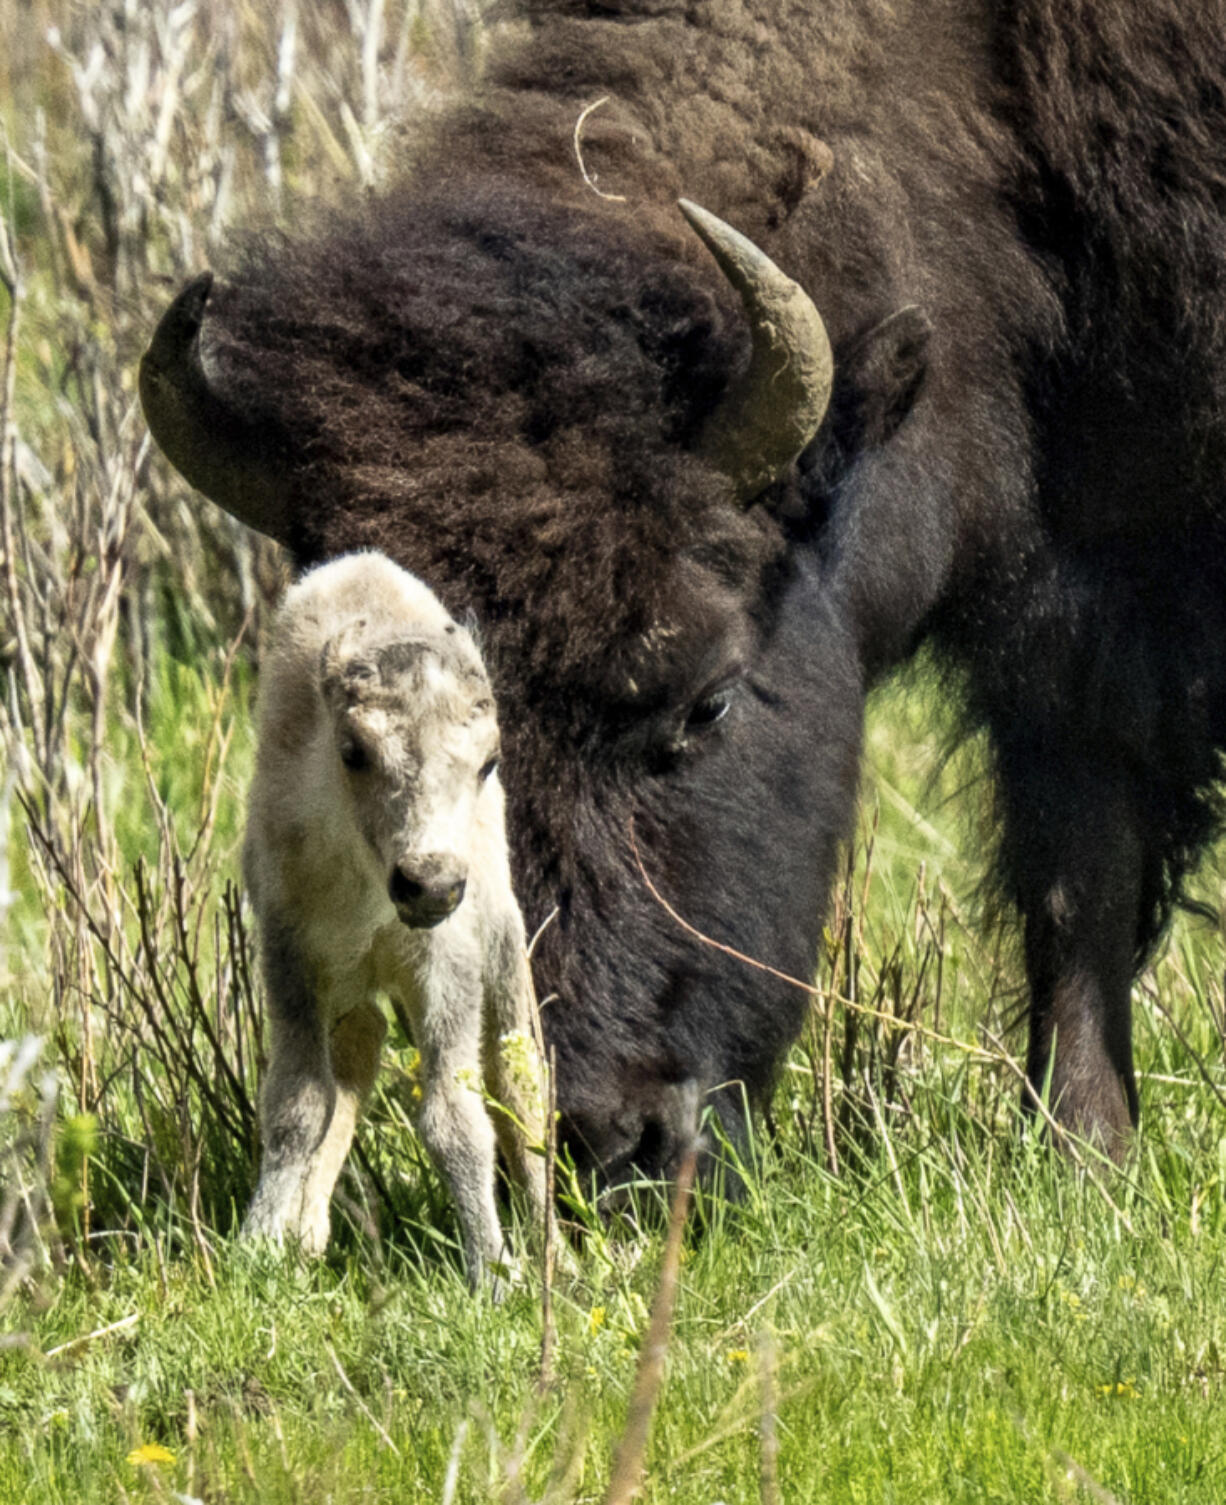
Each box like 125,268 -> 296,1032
388,856 -> 467,927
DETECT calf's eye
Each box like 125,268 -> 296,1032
340,740 -> 369,772
479,755 -> 500,783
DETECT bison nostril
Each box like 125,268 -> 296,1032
388,863 -> 467,921
388,867 -> 425,906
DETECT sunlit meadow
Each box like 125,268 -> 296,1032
0,4 -> 1223,1500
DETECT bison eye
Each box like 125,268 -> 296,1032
479,755 -> 500,783
685,685 -> 734,733
340,739 -> 369,772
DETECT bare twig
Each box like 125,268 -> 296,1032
0,142 -> 47,772
603,1145 -> 697,1505
539,1044 -> 559,1392
44,1311 -> 139,1359
573,97 -> 627,203
757,1331 -> 780,1505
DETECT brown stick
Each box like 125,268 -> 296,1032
758,1330 -> 781,1505
603,1146 -> 697,1505
539,1043 -> 559,1393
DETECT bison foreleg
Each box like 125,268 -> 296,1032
298,999 -> 386,1236
245,997 -> 385,1253
243,1003 -> 337,1253
409,960 -> 508,1293
1000,752 -> 1141,1156
244,893 -> 387,1252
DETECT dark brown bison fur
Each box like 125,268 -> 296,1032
147,0 -> 1226,1176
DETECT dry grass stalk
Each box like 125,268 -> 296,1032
603,1145 -> 698,1505
325,1339 -> 402,1457
757,1330 -> 780,1505
1140,976 -> 1226,1114
539,1043 -> 560,1392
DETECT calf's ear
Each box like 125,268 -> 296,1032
320,622 -> 377,707
829,305 -> 931,453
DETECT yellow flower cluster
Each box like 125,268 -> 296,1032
126,1443 -> 176,1467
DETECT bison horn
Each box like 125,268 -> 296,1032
679,200 -> 833,503
139,272 -> 290,540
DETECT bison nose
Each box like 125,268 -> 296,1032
388,858 -> 467,928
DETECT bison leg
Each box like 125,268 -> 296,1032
245,996 -> 385,1253
418,1050 -> 507,1292
243,911 -> 338,1250
243,1003 -> 337,1253
1000,752 -> 1141,1155
404,955 -> 508,1293
244,899 -> 387,1252
296,998 -> 386,1238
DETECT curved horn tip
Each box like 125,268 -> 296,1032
677,198 -> 834,502
677,199 -> 786,295
139,271 -> 290,542
678,198 -> 750,258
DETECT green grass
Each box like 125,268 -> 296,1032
2,670 -> 1224,1503
2,3 -> 1224,1498
2,1087 -> 1224,1502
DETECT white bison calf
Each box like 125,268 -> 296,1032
242,551 -> 547,1289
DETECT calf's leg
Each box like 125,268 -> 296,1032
243,913 -> 336,1248
296,998 -> 387,1239
244,904 -> 385,1252
399,948 -> 505,1290
243,1004 -> 337,1253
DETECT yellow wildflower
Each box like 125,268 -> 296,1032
126,1443 -> 176,1467
589,1306 -> 606,1334
726,1349 -> 750,1364
1096,1380 -> 1140,1399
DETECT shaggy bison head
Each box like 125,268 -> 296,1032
141,180 -> 929,1188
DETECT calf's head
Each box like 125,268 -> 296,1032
320,624 -> 501,929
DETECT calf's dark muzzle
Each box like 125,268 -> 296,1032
389,857 -> 467,928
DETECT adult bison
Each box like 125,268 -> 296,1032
141,2 -> 1226,1180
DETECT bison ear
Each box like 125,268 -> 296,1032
831,305 -> 931,453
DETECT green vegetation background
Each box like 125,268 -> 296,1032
0,4 -> 1223,1500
